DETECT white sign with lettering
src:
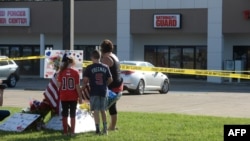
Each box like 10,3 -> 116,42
46,109 -> 95,133
0,113 -> 40,132
0,8 -> 30,26
44,50 -> 83,79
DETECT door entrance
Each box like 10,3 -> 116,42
233,46 -> 249,73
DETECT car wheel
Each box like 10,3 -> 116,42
7,75 -> 17,88
135,80 -> 144,95
159,80 -> 169,94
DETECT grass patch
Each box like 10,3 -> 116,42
1,107 -> 250,141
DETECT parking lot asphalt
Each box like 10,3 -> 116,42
2,77 -> 250,118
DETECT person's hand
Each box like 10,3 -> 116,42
80,87 -> 84,92
78,99 -> 83,104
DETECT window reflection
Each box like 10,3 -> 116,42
196,47 -> 207,70
157,47 -> 168,67
183,48 -> 194,69
170,48 -> 181,68
144,45 -> 207,70
0,46 -> 9,56
0,45 -> 42,75
10,47 -> 20,57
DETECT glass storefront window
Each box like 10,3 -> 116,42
75,45 -> 96,61
196,47 -> 207,70
183,48 -> 194,69
157,47 -> 168,67
22,46 -> 32,74
33,47 -> 40,74
169,47 -> 181,68
144,47 -> 156,65
233,46 -> 248,74
75,45 -> 117,61
0,45 -> 43,75
0,46 -> 9,56
10,47 -> 20,57
144,45 -> 207,78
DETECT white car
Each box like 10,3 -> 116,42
0,56 -> 20,87
120,61 -> 169,94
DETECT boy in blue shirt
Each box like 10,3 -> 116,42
82,50 -> 113,135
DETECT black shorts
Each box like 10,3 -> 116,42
108,91 -> 122,115
109,102 -> 117,115
61,101 -> 77,118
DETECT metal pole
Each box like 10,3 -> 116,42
63,0 -> 74,50
40,33 -> 45,78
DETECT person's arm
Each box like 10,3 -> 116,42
107,77 -> 113,86
56,74 -> 61,90
82,77 -> 89,89
76,84 -> 83,104
82,84 -> 90,102
106,66 -> 113,85
57,82 -> 61,90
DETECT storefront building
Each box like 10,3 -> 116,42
0,0 -> 250,83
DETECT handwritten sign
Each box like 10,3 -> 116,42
74,109 -> 96,133
46,106 -> 95,133
0,113 -> 40,132
45,115 -> 62,131
44,50 -> 83,79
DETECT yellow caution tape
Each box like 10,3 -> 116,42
84,60 -> 250,79
0,56 -> 45,61
119,65 -> 250,79
2,56 -> 250,79
83,61 -> 92,68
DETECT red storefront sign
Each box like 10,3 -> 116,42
154,14 -> 181,29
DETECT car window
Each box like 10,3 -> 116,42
0,60 -> 8,66
139,62 -> 147,67
120,62 -> 136,66
8,60 -> 14,64
146,62 -> 155,67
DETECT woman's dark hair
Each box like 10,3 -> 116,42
100,39 -> 114,53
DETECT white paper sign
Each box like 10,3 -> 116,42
46,106 -> 95,133
45,115 -> 63,131
74,109 -> 96,133
44,50 -> 83,79
0,113 -> 40,132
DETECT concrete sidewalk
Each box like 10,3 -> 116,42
2,78 -> 250,118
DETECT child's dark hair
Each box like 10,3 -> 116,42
60,54 -> 75,72
91,50 -> 101,60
